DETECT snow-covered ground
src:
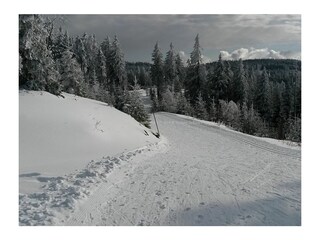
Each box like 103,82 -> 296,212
19,91 -> 301,226
174,113 -> 301,150
56,112 -> 300,226
19,90 -> 160,224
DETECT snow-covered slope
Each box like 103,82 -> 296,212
19,91 -> 159,194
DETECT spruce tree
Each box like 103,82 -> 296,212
58,49 -> 85,96
164,43 -> 177,88
176,93 -> 192,116
232,59 -> 248,104
96,47 -> 107,88
73,36 -> 87,72
195,93 -> 208,120
185,34 -> 206,105
256,67 -> 271,121
100,36 -> 112,81
109,35 -> 127,93
151,42 -> 165,101
160,88 -> 177,113
51,26 -> 69,61
208,53 -> 228,103
175,53 -> 186,93
208,97 -> 217,122
19,14 -> 61,95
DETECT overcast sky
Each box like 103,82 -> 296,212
60,14 -> 301,63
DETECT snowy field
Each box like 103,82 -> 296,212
19,91 -> 301,226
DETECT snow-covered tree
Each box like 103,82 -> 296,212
232,59 -> 248,104
208,97 -> 217,122
195,93 -> 208,120
160,88 -> 177,113
185,34 -> 206,104
151,42 -> 165,101
19,14 -> 61,95
241,103 -> 266,136
219,100 -> 241,129
285,117 -> 301,142
174,53 -> 185,93
109,35 -> 127,92
176,93 -> 193,116
208,53 -> 228,102
100,36 -> 112,80
122,88 -> 150,128
164,43 -> 177,88
256,67 -> 271,120
52,27 -> 70,61
73,36 -> 87,72
95,47 -> 108,88
58,49 -> 85,96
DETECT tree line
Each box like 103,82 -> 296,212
19,15 -> 150,127
149,35 -> 301,142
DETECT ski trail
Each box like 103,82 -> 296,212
58,112 -> 300,226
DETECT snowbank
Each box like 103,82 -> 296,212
19,91 -> 159,194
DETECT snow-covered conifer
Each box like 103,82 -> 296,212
109,36 -> 127,92
185,34 -> 206,104
195,93 -> 208,120
58,49 -> 85,96
19,14 -> 61,95
164,43 -> 177,88
151,42 -> 165,101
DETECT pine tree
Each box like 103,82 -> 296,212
73,36 -> 87,72
241,103 -> 265,135
96,47 -> 107,88
160,88 -> 177,113
174,53 -> 185,93
164,43 -> 177,88
246,67 -> 257,106
176,93 -> 192,116
51,26 -> 69,61
195,93 -> 208,120
285,117 -> 301,142
123,89 -> 150,128
58,49 -> 85,96
225,61 -> 234,101
151,42 -> 165,101
256,67 -> 271,121
19,14 -> 61,95
232,59 -> 248,104
209,53 -> 229,102
208,97 -> 217,122
109,35 -> 127,93
100,36 -> 112,81
185,34 -> 206,105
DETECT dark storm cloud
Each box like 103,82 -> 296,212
60,14 -> 300,62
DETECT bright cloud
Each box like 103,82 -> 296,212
220,48 -> 301,60
178,51 -> 212,64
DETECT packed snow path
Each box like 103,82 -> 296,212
60,112 -> 301,226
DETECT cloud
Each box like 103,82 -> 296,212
201,54 -> 212,64
220,48 -> 301,60
178,51 -> 188,64
178,51 -> 212,64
